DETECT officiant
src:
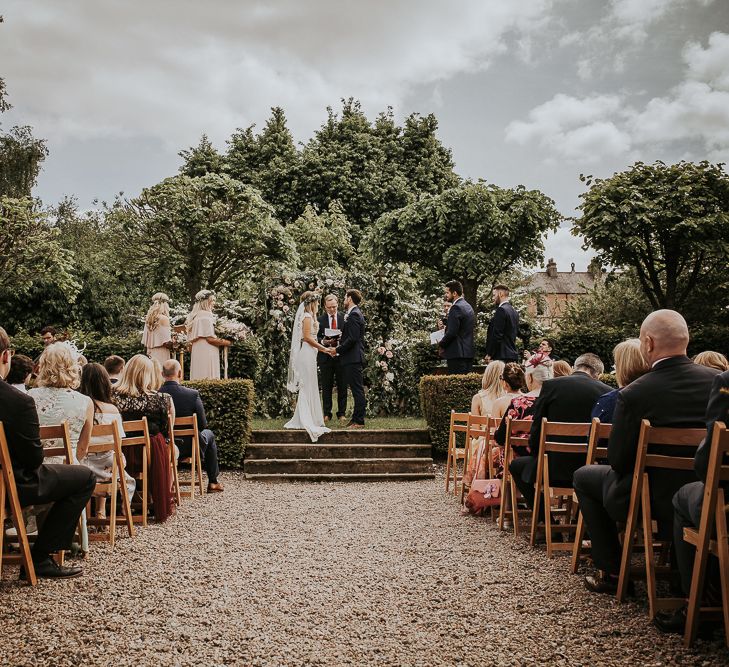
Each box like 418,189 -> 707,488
318,294 -> 347,423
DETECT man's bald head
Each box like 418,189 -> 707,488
162,359 -> 182,380
639,309 -> 690,366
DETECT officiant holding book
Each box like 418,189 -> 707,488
318,294 -> 347,423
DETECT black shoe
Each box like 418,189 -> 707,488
584,571 -> 634,596
24,557 -> 83,580
654,606 -> 687,635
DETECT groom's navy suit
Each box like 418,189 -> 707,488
439,297 -> 475,375
317,311 -> 347,419
336,306 -> 366,425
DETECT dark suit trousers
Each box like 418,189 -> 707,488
447,358 -> 473,375
18,463 -> 96,562
342,363 -> 366,424
320,361 -> 347,418
509,455 -> 575,518
177,429 -> 220,484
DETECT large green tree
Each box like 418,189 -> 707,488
368,181 -> 561,309
574,160 -> 729,310
109,173 -> 297,303
287,201 -> 355,272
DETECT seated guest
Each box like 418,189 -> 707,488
552,360 -> 572,378
693,350 -> 729,372
29,342 -> 94,554
523,338 -> 558,366
0,327 -> 95,578
574,310 -> 719,594
510,353 -> 612,514
160,359 -> 224,493
7,353 -> 34,393
79,363 -> 136,519
471,361 -> 505,416
104,355 -> 125,384
591,339 -> 649,424
113,354 -> 175,522
490,362 -> 526,419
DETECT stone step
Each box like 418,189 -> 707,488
251,429 -> 431,445
244,472 -> 435,482
244,457 -> 435,476
246,443 -> 432,460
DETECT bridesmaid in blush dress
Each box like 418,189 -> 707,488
186,290 -> 231,381
142,292 -> 172,364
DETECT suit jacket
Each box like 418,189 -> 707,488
0,379 -> 45,493
337,307 -> 366,366
605,356 -> 719,523
528,372 -> 614,479
160,381 -> 208,431
317,311 -> 344,366
486,301 -> 519,362
439,298 -> 475,360
694,369 -> 729,484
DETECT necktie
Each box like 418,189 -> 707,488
332,315 -> 336,329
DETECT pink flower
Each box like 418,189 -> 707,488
385,351 -> 393,359
377,346 -> 386,355
282,305 -> 290,313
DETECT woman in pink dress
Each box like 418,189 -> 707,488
142,292 -> 172,364
186,290 -> 231,381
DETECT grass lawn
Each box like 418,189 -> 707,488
252,415 -> 426,430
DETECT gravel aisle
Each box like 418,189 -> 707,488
1,470 -> 727,667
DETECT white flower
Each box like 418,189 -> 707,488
284,277 -> 292,285
381,363 -> 389,371
282,305 -> 290,313
294,280 -> 302,288
385,342 -> 393,351
325,278 -> 333,286
386,372 -> 395,381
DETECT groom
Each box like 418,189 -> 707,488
335,289 -> 366,429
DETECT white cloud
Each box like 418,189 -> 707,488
0,0 -> 566,148
609,0 -> 714,41
541,225 -> 594,272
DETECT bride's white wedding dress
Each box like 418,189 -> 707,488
284,310 -> 331,443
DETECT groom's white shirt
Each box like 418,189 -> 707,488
344,305 -> 357,321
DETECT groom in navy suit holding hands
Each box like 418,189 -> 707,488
439,280 -> 475,375
335,289 -> 366,429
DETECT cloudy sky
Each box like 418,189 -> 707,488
2,0 -> 728,270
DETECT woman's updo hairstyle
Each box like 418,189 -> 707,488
501,362 -> 525,392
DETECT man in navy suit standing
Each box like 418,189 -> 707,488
335,289 -> 366,428
439,280 -> 475,375
318,294 -> 347,424
485,284 -> 520,363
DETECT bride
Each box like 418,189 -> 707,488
284,291 -> 335,442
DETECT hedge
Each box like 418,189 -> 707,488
10,329 -> 145,364
183,379 -> 254,468
420,373 -> 481,457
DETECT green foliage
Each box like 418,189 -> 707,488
0,125 -> 48,198
420,374 -> 482,456
178,134 -> 225,177
183,379 -> 254,467
9,329 -> 144,362
287,202 -> 355,271
227,337 -> 263,385
108,172 -> 297,303
574,160 -> 729,310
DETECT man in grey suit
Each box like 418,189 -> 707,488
438,280 -> 475,375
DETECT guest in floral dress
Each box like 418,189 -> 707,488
113,354 -> 176,522
141,292 -> 173,365
29,342 -> 94,553
79,363 -> 136,519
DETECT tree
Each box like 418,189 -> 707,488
0,125 -> 49,198
287,201 -> 355,271
109,173 -> 297,303
368,181 -> 562,309
179,134 -> 225,177
574,160 -> 729,310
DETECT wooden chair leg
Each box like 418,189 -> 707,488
0,476 -> 5,579
170,440 -> 181,504
530,455 -> 545,546
141,448 -> 148,527
1,473 -> 37,585
642,474 -> 658,618
445,435 -> 453,494
108,457 -> 118,548
115,445 -> 135,538
571,509 -> 587,574
617,482 -> 641,603
196,439 -> 205,496
543,456 -> 554,557
716,494 -> 729,647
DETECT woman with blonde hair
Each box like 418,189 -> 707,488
113,354 -> 176,522
142,292 -> 173,364
693,351 -> 729,372
591,338 -> 649,423
186,289 -> 231,380
29,341 -> 94,553
471,361 -> 505,416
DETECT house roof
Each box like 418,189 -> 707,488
526,260 -> 598,295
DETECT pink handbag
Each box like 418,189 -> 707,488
464,441 -> 501,514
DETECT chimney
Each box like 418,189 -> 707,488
546,258 -> 557,278
571,262 -> 576,272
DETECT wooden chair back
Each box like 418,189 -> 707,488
498,418 -> 534,536
684,422 -> 729,647
461,414 -> 490,502
172,414 -> 204,499
445,411 -> 469,495
571,419 -> 613,573
121,418 -> 151,527
530,419 -> 592,555
86,421 -> 135,545
617,420 -> 706,616
0,422 -> 37,585
39,423 -> 74,462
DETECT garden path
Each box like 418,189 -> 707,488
1,470 -> 727,666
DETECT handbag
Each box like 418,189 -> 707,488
464,440 -> 501,514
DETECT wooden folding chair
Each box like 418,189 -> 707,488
173,414 -> 205,499
86,421 -> 135,546
0,422 -> 37,585
571,418 -> 612,574
485,416 -> 502,522
167,421 -> 182,505
684,422 -> 729,647
445,411 -> 469,495
530,419 -> 592,557
461,414 -> 490,504
121,418 -> 151,527
616,420 -> 705,618
498,418 -> 533,536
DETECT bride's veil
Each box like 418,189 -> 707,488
287,302 -> 307,392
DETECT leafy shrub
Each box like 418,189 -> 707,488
184,379 -> 254,468
420,373 -> 481,456
10,329 -> 144,363
227,337 -> 263,384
